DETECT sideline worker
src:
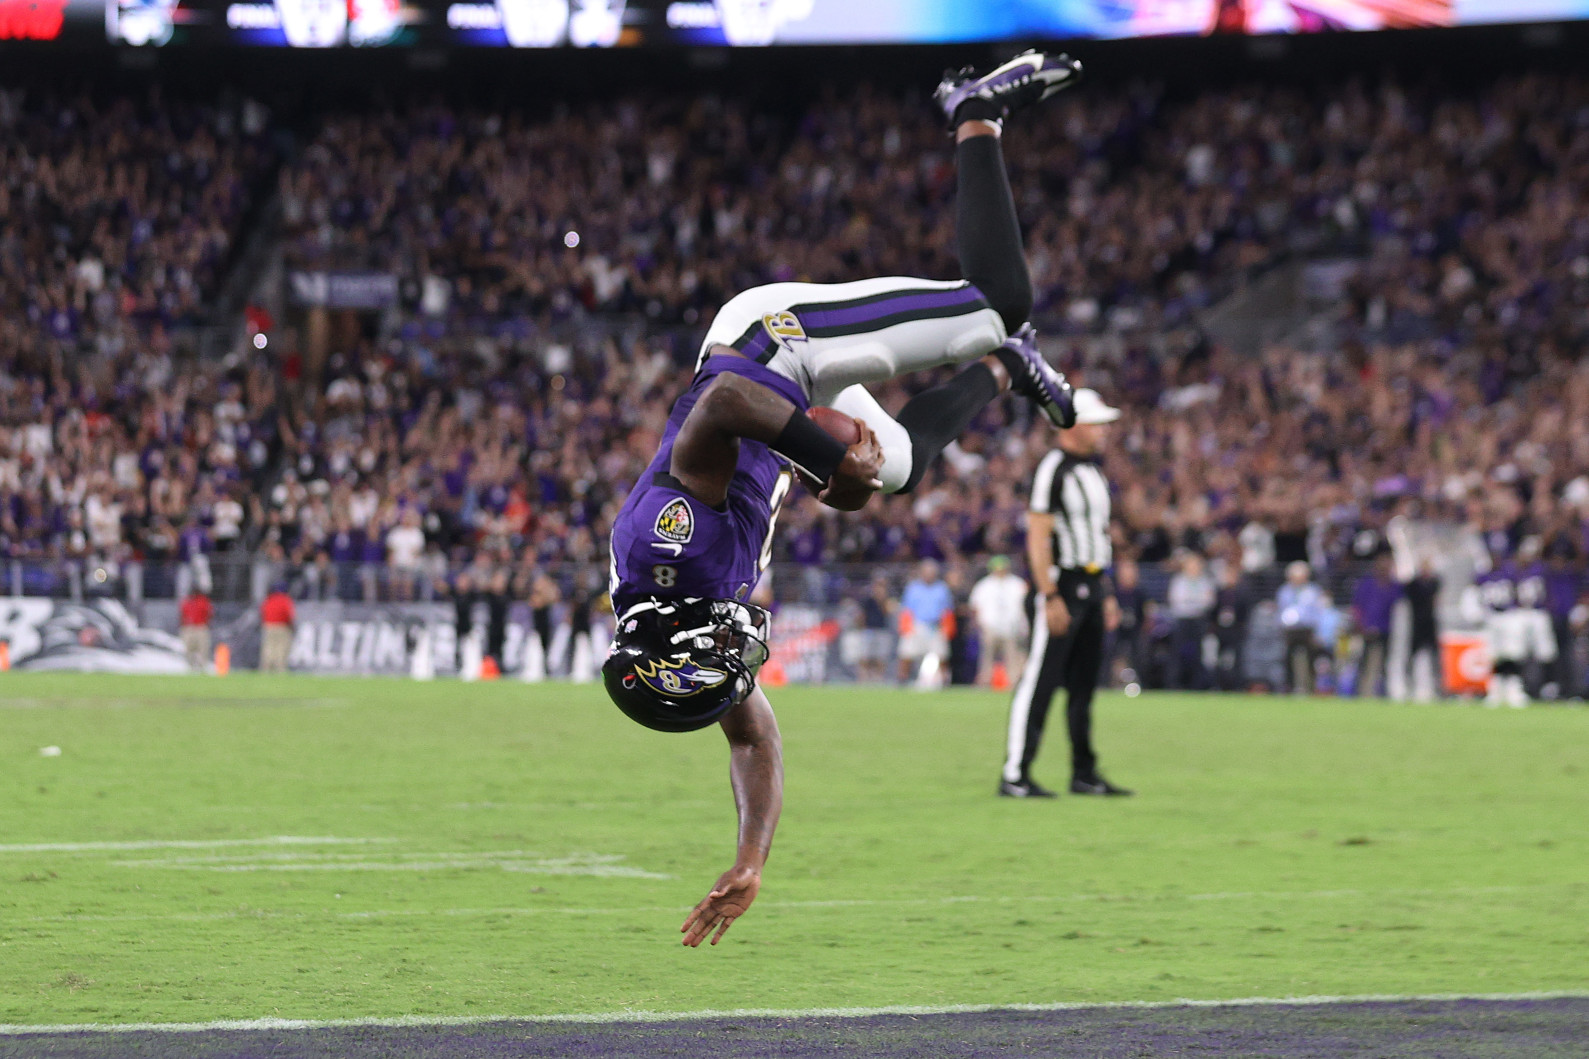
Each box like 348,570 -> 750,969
260,583 -> 296,673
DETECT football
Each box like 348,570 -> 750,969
806,405 -> 863,446
805,406 -> 873,511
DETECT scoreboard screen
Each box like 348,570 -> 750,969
5,0 -> 1587,47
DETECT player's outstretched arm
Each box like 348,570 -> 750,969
672,372 -> 882,508
681,685 -> 782,947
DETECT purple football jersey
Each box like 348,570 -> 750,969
610,355 -> 802,612
1515,561 -> 1548,611
1475,564 -> 1519,612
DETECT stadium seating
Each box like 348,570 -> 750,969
2,72 -> 1587,691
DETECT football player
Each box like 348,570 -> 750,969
1469,540 -> 1556,707
603,51 -> 1082,947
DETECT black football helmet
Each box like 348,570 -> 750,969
603,597 -> 771,733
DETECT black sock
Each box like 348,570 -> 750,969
991,344 -> 1027,382
953,98 -> 1003,125
957,134 -> 1032,333
894,362 -> 1000,494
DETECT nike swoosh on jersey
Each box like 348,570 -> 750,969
650,542 -> 685,556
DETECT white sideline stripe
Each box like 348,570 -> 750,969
19,882 -> 1570,925
1,991 -> 1585,1036
0,837 -> 391,854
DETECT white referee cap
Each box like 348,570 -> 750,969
1071,388 -> 1121,425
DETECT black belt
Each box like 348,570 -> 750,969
1060,565 -> 1105,576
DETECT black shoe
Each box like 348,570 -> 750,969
934,51 -> 1084,129
998,778 -> 1058,799
998,325 -> 1076,428
1070,775 -> 1134,796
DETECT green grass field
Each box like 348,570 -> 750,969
0,673 -> 1584,1026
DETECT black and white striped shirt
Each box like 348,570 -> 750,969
1029,450 -> 1111,572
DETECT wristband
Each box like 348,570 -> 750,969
770,409 -> 848,486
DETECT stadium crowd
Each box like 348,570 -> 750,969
5,71 -> 1589,690
0,86 -> 276,357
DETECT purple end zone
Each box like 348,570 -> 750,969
3,998 -> 1586,1059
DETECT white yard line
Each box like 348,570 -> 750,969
15,882 -> 1575,926
0,992 -> 1585,1036
104,850 -> 671,878
0,837 -> 393,854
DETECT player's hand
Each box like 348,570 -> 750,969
681,864 -> 761,947
1103,596 -> 1121,633
1045,595 -> 1071,637
818,421 -> 884,511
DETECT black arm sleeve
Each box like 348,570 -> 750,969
770,409 -> 848,486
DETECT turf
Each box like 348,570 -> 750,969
0,674 -> 1584,1026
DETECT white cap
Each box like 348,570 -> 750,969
1071,388 -> 1121,425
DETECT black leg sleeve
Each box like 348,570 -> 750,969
1065,601 -> 1105,780
893,361 -> 1000,494
957,134 -> 1032,334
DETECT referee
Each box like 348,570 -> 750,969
1000,388 -> 1133,798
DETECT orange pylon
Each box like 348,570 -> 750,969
0,641 -> 10,672
480,656 -> 501,681
761,658 -> 788,687
214,643 -> 230,676
991,662 -> 1009,691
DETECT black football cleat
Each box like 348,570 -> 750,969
1070,775 -> 1134,796
998,778 -> 1058,799
1001,325 -> 1076,428
935,51 -> 1084,129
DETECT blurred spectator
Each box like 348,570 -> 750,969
969,555 -> 1028,688
945,565 -> 976,686
840,573 -> 896,683
1167,552 -> 1216,690
1211,562 -> 1253,691
1351,557 -> 1401,697
484,568 -> 510,670
528,573 -> 561,664
1544,540 -> 1583,699
259,583 -> 295,673
898,560 -> 952,685
386,510 -> 426,601
1570,590 -> 1589,701
1395,560 -> 1443,703
564,570 -> 600,682
1277,562 -> 1327,694
178,588 -> 213,672
448,571 -> 476,671
1108,557 -> 1146,686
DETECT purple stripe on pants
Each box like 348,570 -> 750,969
801,285 -> 986,332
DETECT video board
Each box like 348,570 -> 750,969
4,0 -> 1586,47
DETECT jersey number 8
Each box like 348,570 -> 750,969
652,565 -> 677,588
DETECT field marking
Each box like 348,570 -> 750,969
14,882 -> 1578,926
105,850 -> 670,879
0,837 -> 392,855
0,840 -> 670,879
1,991 -> 1586,1036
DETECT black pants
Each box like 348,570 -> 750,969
1003,571 -> 1105,784
1358,631 -> 1387,697
1169,617 -> 1208,690
1552,615 -> 1577,698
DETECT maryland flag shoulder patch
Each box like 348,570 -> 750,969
654,497 -> 695,544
